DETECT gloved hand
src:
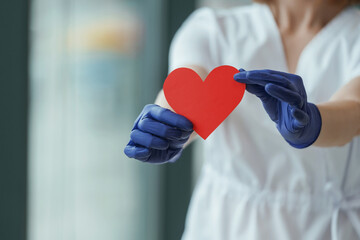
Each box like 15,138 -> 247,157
124,104 -> 193,164
234,69 -> 322,148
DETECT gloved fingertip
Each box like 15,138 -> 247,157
263,83 -> 275,96
123,145 -> 133,158
239,68 -> 246,72
264,82 -> 275,90
177,118 -> 193,131
234,71 -> 247,80
124,144 -> 151,159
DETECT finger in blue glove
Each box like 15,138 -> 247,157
234,69 -> 321,148
124,104 -> 193,164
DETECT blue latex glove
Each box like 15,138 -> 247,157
124,104 -> 193,164
234,69 -> 322,148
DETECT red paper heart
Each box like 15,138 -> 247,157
163,65 -> 245,139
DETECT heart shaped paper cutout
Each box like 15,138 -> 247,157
163,65 -> 245,139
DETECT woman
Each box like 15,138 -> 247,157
125,0 -> 360,239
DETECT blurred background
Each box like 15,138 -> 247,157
0,0 -> 249,240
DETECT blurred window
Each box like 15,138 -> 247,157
29,0 -> 162,239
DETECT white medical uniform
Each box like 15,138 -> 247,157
169,3 -> 360,240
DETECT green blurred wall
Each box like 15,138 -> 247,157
0,1 -> 29,240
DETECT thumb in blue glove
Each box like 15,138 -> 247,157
124,104 -> 193,164
234,69 -> 322,148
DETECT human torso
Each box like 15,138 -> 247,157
179,4 -> 360,240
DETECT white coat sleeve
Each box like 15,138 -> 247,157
168,8 -> 219,73
347,35 -> 360,82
